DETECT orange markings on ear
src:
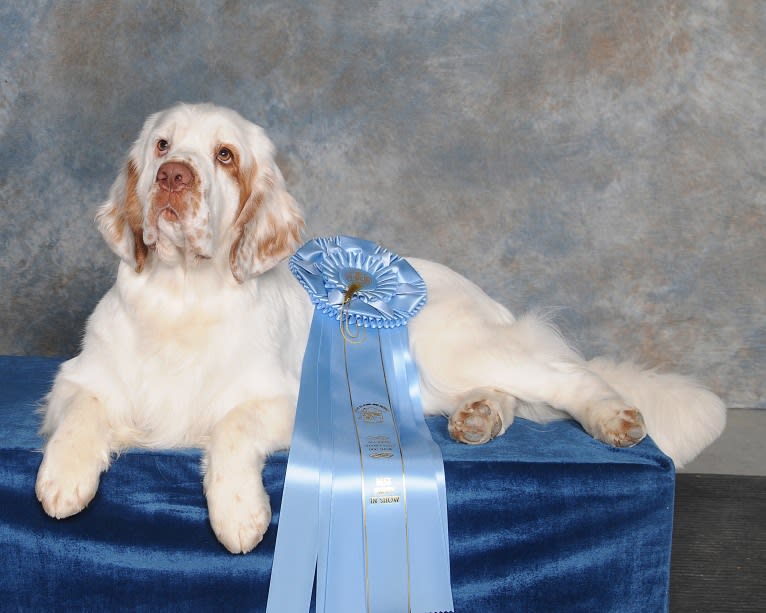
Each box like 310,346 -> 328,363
228,161 -> 259,275
235,161 -> 259,220
124,160 -> 149,272
258,213 -> 304,262
227,159 -> 304,283
96,158 -> 149,272
228,191 -> 264,277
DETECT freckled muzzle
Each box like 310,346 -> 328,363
143,159 -> 215,260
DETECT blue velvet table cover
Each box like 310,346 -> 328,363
0,356 -> 674,612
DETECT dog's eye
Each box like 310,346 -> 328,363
156,139 -> 170,155
216,147 -> 233,164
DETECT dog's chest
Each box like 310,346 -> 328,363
139,307 -> 224,355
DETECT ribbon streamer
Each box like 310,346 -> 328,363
267,236 -> 453,613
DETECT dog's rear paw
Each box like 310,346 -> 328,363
595,406 -> 647,448
448,399 -> 503,445
205,472 -> 271,554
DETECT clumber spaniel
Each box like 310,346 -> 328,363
36,103 -> 726,554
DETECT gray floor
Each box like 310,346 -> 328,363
679,409 -> 766,476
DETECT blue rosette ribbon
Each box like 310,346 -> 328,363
289,235 -> 428,328
267,236 -> 454,613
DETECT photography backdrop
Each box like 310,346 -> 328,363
1,1 -> 763,407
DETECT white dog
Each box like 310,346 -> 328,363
36,103 -> 726,554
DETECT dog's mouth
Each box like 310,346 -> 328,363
159,206 -> 180,222
154,187 -> 191,223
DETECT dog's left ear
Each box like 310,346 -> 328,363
229,155 -> 305,283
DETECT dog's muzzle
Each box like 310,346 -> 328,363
144,160 -> 214,260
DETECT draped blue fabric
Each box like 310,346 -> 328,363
0,356 -> 674,612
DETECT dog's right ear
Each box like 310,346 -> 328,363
95,159 -> 148,272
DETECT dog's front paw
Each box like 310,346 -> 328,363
35,441 -> 104,519
593,406 -> 647,448
448,398 -> 503,445
205,471 -> 271,554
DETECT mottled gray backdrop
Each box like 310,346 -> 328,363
1,1 -> 764,407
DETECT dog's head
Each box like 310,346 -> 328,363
96,103 -> 304,282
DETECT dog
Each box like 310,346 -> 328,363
36,103 -> 726,554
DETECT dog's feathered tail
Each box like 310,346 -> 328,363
585,357 -> 726,467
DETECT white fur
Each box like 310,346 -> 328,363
36,103 -> 726,553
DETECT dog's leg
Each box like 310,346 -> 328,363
203,397 -> 293,554
415,308 -> 646,449
36,391 -> 112,518
538,366 -> 648,448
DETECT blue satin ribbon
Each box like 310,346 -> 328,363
267,236 -> 453,613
